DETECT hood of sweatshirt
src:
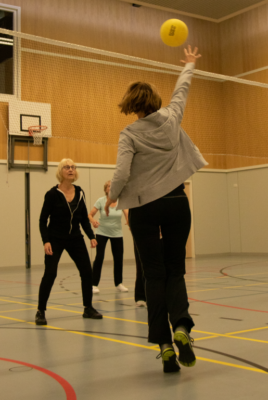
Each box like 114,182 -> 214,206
123,107 -> 175,151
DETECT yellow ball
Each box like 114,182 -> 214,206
160,19 -> 188,47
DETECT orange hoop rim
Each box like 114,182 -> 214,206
28,125 -> 48,136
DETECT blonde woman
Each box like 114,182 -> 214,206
36,158 -> 102,325
88,180 -> 128,293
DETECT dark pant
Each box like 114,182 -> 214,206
92,234 -> 123,286
134,242 -> 146,302
129,189 -> 194,344
38,236 -> 93,311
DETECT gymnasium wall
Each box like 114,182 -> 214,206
1,0 -> 268,267
0,163 -> 25,268
0,162 -> 135,268
1,0 -> 268,169
0,0 -> 224,168
1,161 -> 268,268
191,171 -> 230,255
219,2 -> 268,169
192,166 -> 268,256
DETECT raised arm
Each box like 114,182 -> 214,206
88,207 -> 100,228
168,45 -> 201,125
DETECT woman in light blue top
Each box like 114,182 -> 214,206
88,180 -> 128,294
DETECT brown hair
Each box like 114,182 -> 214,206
104,180 -> 111,195
118,81 -> 162,115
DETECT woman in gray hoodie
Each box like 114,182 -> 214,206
105,46 -> 206,373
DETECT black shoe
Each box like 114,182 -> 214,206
157,347 -> 181,373
35,310 -> 47,325
174,326 -> 196,367
83,306 -> 103,319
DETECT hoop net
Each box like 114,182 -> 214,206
28,125 -> 47,146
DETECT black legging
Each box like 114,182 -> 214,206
38,236 -> 93,311
92,234 -> 123,287
134,242 -> 146,302
129,188 -> 194,345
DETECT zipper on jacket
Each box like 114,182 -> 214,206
57,188 -> 83,234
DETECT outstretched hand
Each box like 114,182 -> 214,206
181,45 -> 201,65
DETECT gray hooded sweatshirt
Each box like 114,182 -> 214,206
110,62 -> 208,210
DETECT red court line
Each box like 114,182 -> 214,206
0,357 -> 77,400
189,298 -> 268,314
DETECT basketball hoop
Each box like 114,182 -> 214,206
28,125 -> 48,146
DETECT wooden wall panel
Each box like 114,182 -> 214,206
16,47 -> 225,166
3,0 -> 268,170
220,3 -> 268,76
1,0 -> 220,72
0,0 -> 223,167
219,4 -> 268,168
223,79 -> 268,169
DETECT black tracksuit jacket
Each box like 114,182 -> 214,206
39,185 -> 95,244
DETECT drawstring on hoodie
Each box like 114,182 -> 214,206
57,188 -> 83,234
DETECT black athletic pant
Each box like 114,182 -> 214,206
129,188 -> 194,344
38,236 -> 93,311
92,234 -> 123,287
134,242 -> 146,302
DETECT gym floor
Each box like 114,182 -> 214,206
0,254 -> 267,400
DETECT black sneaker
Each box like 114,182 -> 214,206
174,326 -> 196,367
156,346 -> 180,373
35,310 -> 47,326
83,306 -> 103,319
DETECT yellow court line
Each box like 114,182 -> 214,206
196,356 -> 267,375
192,330 -> 268,344
15,291 -> 73,297
228,326 -> 268,335
68,297 -> 135,306
0,298 -> 39,307
0,307 -> 37,313
0,314 -> 266,375
103,315 -> 147,324
188,288 -> 219,293
194,335 -> 219,341
93,285 -> 134,291
223,286 -> 245,289
14,285 -> 136,298
222,282 -> 268,289
0,297 -> 267,344
245,282 -> 268,287
235,272 -> 268,278
185,276 -> 229,283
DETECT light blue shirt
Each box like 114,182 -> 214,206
94,196 -> 123,238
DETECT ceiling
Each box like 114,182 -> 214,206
121,0 -> 268,21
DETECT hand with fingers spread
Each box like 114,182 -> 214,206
181,45 -> 201,65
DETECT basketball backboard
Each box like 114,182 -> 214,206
8,99 -> 52,137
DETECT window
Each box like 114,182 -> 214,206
0,10 -> 13,94
0,3 -> 21,99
